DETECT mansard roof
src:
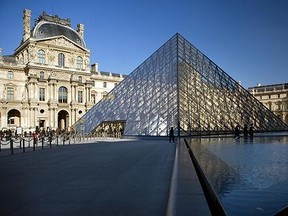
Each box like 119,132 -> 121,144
27,11 -> 85,48
31,21 -> 85,48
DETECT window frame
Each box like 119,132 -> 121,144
39,71 -> 45,79
7,71 -> 14,79
58,86 -> 68,103
76,56 -> 83,70
58,53 -> 65,67
38,49 -> 46,64
78,91 -> 83,103
7,87 -> 14,100
39,87 -> 45,101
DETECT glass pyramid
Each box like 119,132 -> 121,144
74,33 -> 288,136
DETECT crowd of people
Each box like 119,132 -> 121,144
234,124 -> 254,139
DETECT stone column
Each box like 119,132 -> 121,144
54,84 -> 58,102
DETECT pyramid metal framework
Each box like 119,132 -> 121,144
74,33 -> 288,136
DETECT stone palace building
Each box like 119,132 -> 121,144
248,83 -> 288,125
0,9 -> 125,134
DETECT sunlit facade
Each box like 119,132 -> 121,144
248,83 -> 288,124
0,9 -> 125,133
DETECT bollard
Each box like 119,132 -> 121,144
63,136 -> 65,146
10,139 -> 13,155
42,137 -> 44,149
33,137 -> 36,151
23,139 -> 25,153
49,136 -> 52,148
57,136 -> 59,147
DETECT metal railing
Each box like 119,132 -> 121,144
0,133 -> 103,156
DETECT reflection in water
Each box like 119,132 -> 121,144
189,136 -> 288,216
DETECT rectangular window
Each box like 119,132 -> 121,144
78,91 -> 83,103
7,71 -> 14,79
76,57 -> 83,70
7,87 -> 14,100
103,82 -> 107,88
39,88 -> 45,101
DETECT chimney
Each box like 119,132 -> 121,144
91,63 -> 99,73
23,9 -> 31,42
77,23 -> 84,37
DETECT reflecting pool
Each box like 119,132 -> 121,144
188,135 -> 288,215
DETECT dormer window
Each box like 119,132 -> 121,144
58,53 -> 65,67
76,56 -> 83,70
38,49 -> 46,64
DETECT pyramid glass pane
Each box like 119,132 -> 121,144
74,33 -> 288,136
177,34 -> 288,135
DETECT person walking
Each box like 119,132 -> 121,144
234,124 -> 240,139
169,127 -> 175,143
249,124 -> 254,138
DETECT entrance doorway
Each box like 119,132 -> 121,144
58,110 -> 69,131
92,120 -> 126,138
7,109 -> 21,129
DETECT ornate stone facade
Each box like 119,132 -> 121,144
0,9 -> 125,133
248,83 -> 288,124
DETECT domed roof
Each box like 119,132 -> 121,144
32,21 -> 86,48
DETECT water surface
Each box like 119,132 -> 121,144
188,136 -> 288,215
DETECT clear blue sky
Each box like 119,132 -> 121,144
0,0 -> 287,88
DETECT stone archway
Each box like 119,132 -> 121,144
7,109 -> 21,129
58,110 -> 69,131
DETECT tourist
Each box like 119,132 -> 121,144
243,125 -> 248,138
234,124 -> 240,139
249,124 -> 254,138
169,127 -> 175,143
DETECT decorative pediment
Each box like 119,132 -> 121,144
38,36 -> 86,51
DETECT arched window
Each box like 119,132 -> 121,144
38,50 -> 45,64
58,86 -> 68,103
39,71 -> 45,79
78,76 -> 82,83
58,53 -> 65,67
76,56 -> 83,70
